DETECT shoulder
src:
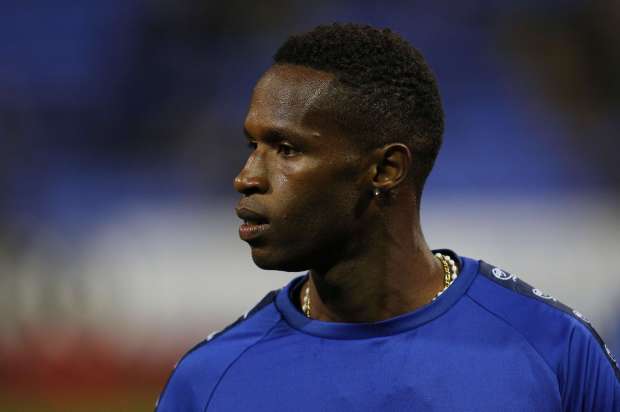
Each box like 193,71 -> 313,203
155,289 -> 282,412
465,258 -> 619,408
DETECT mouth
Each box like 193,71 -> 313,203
239,221 -> 270,241
235,207 -> 270,241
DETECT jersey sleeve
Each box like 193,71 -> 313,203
561,320 -> 620,411
155,355 -> 204,411
154,290 -> 282,411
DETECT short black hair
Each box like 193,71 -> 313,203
274,23 -> 444,196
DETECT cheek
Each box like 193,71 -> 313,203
276,175 -> 361,231
273,173 -> 290,189
268,156 -> 364,226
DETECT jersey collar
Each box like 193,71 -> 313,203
275,250 -> 479,339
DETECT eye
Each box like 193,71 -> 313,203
277,144 -> 298,157
247,141 -> 257,150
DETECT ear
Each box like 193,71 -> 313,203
370,143 -> 411,191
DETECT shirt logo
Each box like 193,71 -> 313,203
604,344 -> 618,367
532,288 -> 557,301
492,267 -> 516,281
572,309 -> 591,324
207,330 -> 221,341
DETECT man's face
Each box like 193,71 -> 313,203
234,64 -> 371,271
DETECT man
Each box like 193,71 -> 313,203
156,23 -> 619,411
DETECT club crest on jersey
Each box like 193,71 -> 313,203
492,267 -> 516,281
532,288 -> 556,301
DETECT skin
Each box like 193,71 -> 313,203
234,63 -> 445,323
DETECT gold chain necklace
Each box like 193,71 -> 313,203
302,283 -> 311,318
301,253 -> 459,318
432,252 -> 459,300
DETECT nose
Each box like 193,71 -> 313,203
234,152 -> 269,195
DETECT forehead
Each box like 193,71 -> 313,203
245,64 -> 335,132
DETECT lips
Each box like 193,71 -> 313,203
235,207 -> 270,241
235,207 -> 269,224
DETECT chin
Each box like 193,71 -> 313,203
250,248 -> 309,272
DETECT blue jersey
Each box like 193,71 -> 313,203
156,252 -> 620,411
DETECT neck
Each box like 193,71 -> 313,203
299,217 -> 445,323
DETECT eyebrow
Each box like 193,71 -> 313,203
243,127 -> 307,144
